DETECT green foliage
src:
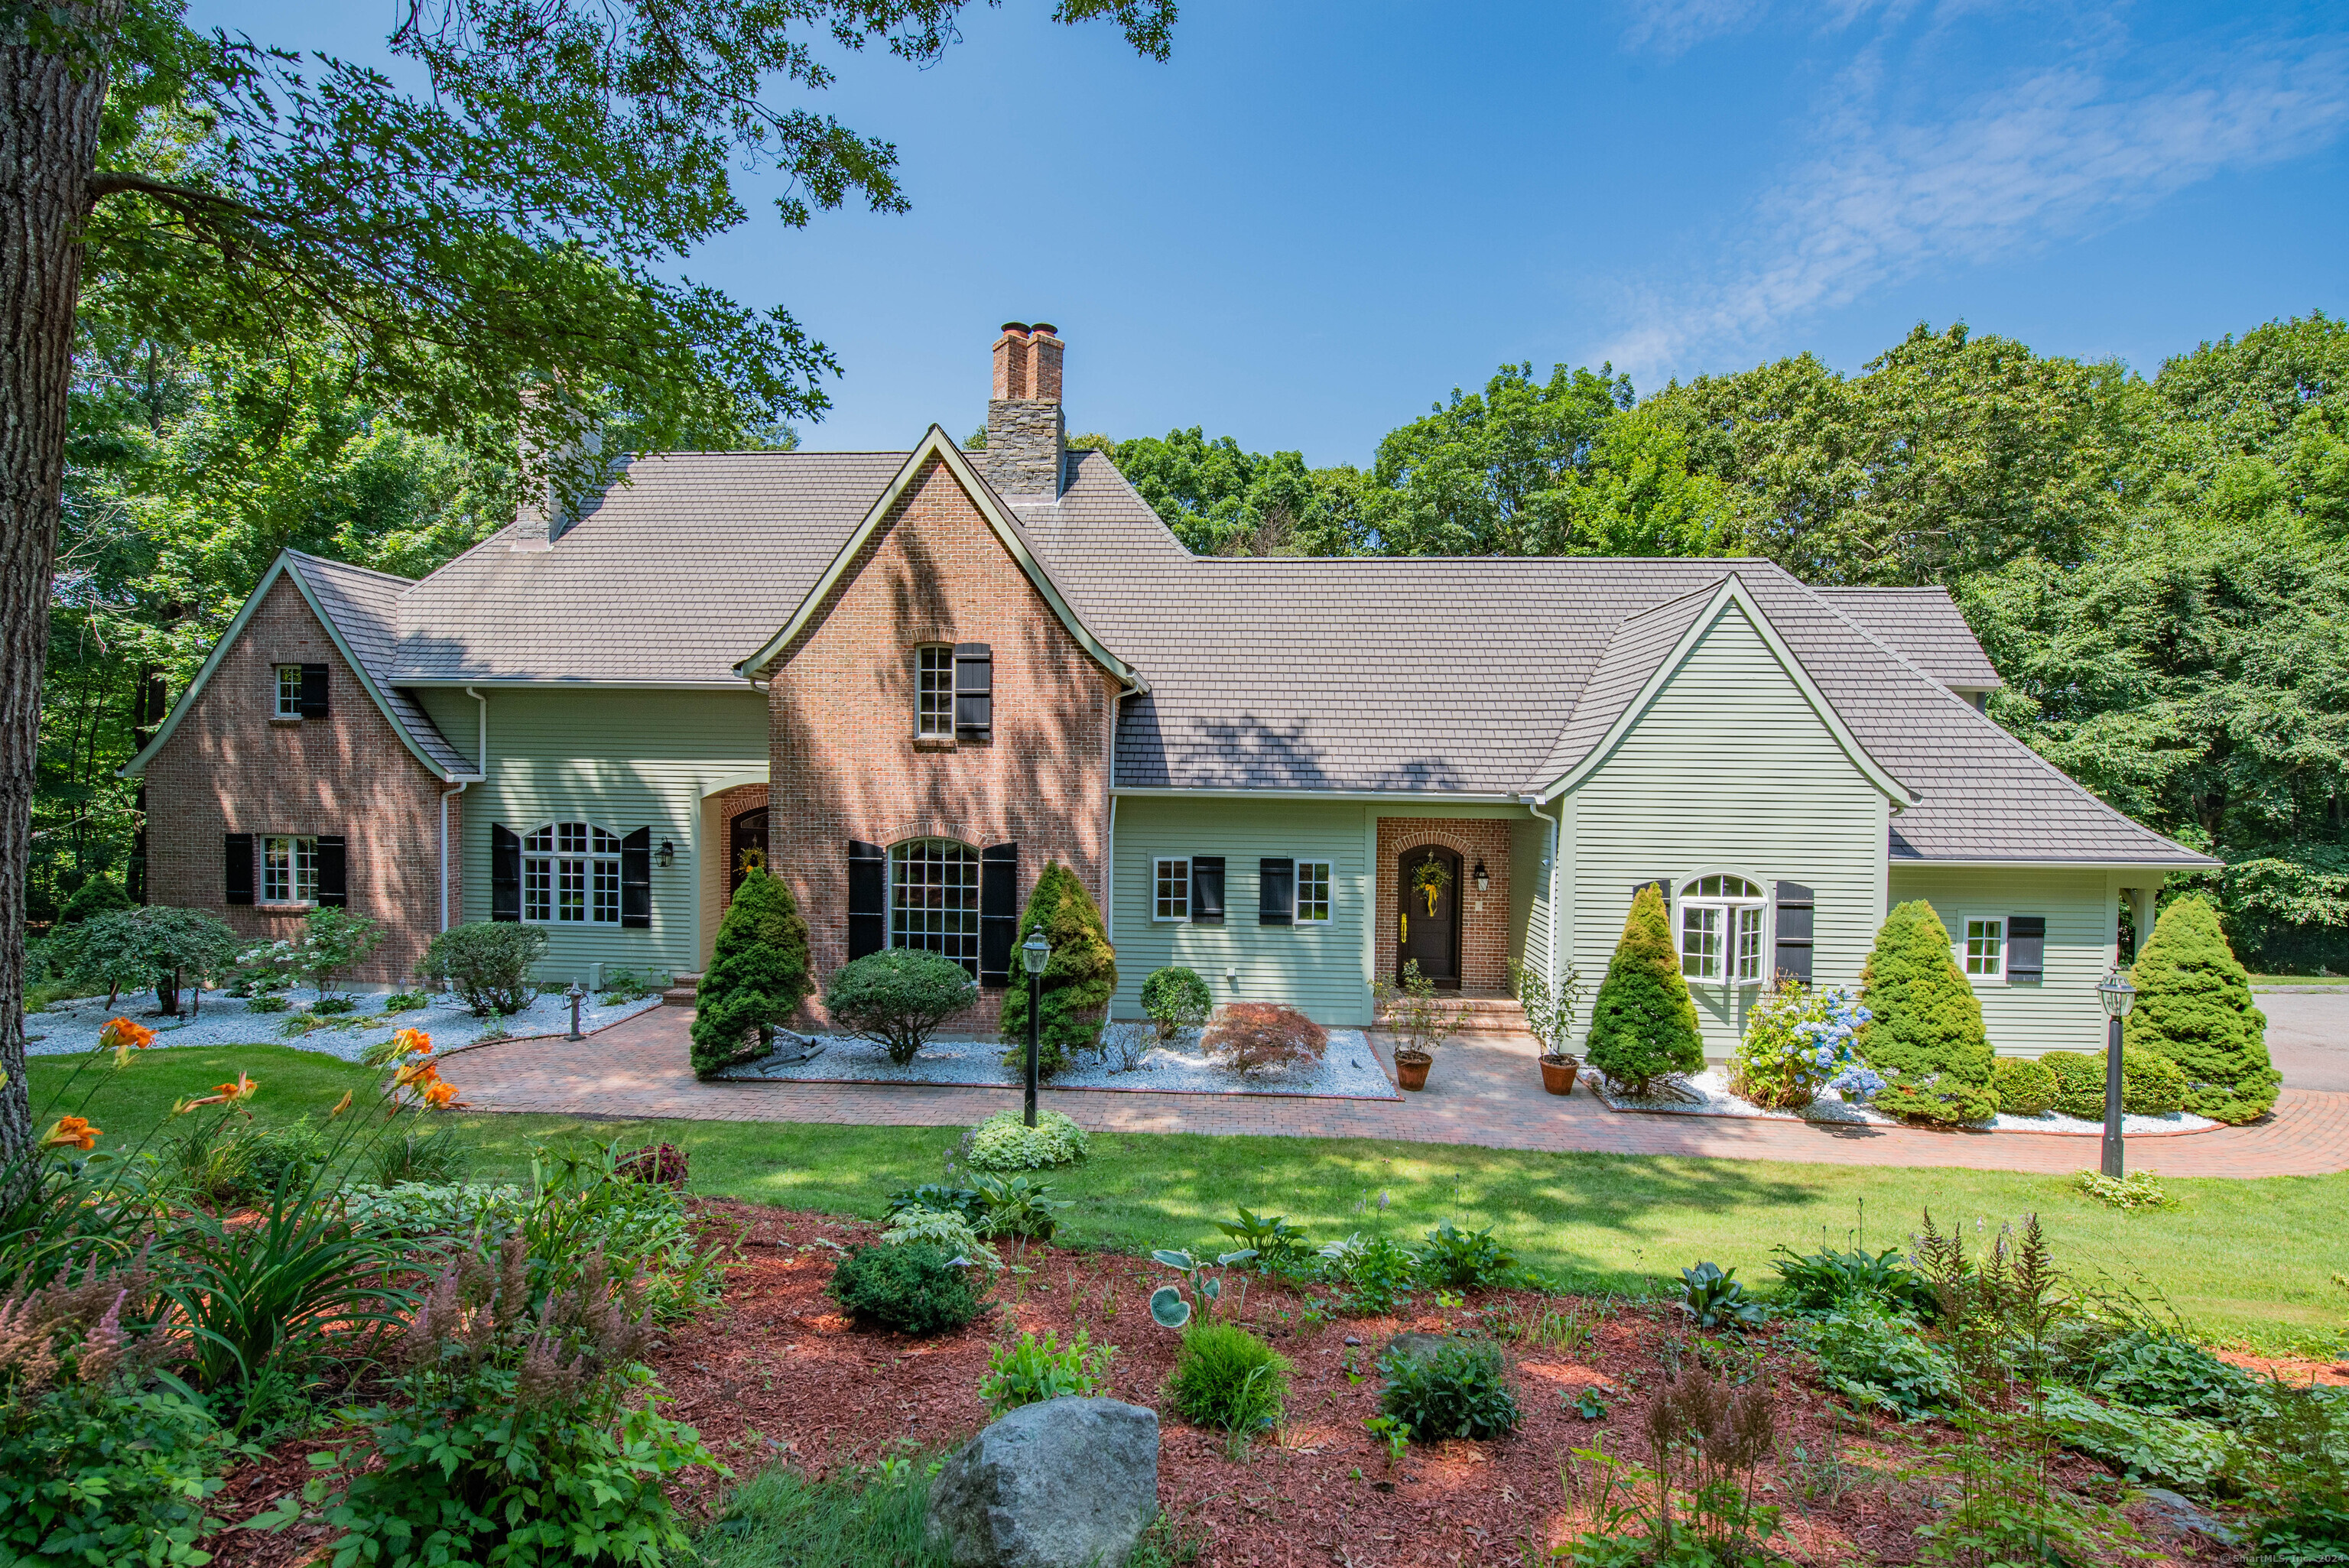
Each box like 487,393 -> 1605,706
1795,1309 -> 1961,1417
0,1384 -> 226,1566
1414,1220 -> 1516,1290
1584,885 -> 1704,1096
1678,1261 -> 1764,1329
2086,1331 -> 2263,1419
996,863 -> 1118,1073
367,1123 -> 471,1187
693,870 -> 813,1076
961,1109 -> 1090,1172
45,904 -> 242,1012
1377,1339 -> 1520,1441
1992,1056 -> 2058,1116
297,907 -> 385,997
2039,1385 -> 2237,1493
2232,1380 -> 2349,1563
1769,1245 -> 1935,1318
2125,896 -> 2280,1123
1168,1323 -> 1290,1435
381,990 -> 428,1011
965,1174 -> 1069,1241
1111,427 -> 1366,557
1139,966 -> 1213,1038
880,1207 -> 1001,1271
1148,1247 -> 1257,1329
170,1113 -> 330,1206
1213,1206 -> 1313,1270
824,950 -> 975,1065
1508,956 -> 1590,1060
422,920 -> 548,1018
978,1329 -> 1114,1417
826,1244 -> 983,1336
596,968 -> 663,1005
2073,1170 -> 2174,1210
2039,1047 -> 2189,1119
1857,901 -> 1997,1125
695,1460 -> 943,1568
1317,1234 -> 1418,1317
1729,979 -> 1873,1109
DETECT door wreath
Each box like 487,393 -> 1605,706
1410,852 -> 1453,918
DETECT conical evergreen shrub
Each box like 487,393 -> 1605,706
1584,884 -> 1704,1096
997,862 -> 1118,1077
1856,901 -> 1997,1125
2125,895 -> 2278,1124
690,868 -> 812,1077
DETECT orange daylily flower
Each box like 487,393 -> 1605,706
420,1077 -> 462,1110
177,1073 -> 258,1112
99,1017 -> 155,1066
392,1059 -> 439,1091
327,1089 -> 355,1118
389,1028 -> 432,1057
41,1116 -> 101,1152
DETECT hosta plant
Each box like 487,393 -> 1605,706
1149,1246 -> 1257,1329
1678,1261 -> 1764,1329
978,1329 -> 1115,1417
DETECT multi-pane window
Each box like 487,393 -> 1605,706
1295,860 -> 1332,923
892,838 -> 980,976
523,823 -> 622,924
1154,858 -> 1190,921
916,645 -> 955,738
262,836 -> 316,904
275,665 -> 304,719
1678,874 -> 1766,984
1964,917 -> 2005,980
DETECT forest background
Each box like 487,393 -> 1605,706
44,310 -> 2348,970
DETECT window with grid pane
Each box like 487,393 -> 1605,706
916,646 -> 955,738
1295,860 -> 1331,922
262,836 -> 316,904
1964,917 -> 2005,979
892,838 -> 980,976
1679,873 -> 1766,985
275,666 -> 303,719
522,823 -> 622,924
1154,858 -> 1189,921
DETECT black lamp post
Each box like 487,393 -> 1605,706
2097,969 -> 2137,1178
1020,930 -> 1051,1128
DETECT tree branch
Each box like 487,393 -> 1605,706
86,171 -> 252,212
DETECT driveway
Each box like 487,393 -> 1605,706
2261,990 -> 2349,1093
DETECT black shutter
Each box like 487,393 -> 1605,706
954,643 -> 993,740
1259,857 -> 1295,927
621,828 -> 652,929
980,843 -> 1019,986
2006,915 -> 2045,980
1191,857 -> 1225,924
1633,878 -> 1668,903
315,835 -> 348,907
225,833 -> 254,905
1773,881 -> 1814,985
492,825 -> 521,922
298,663 -> 329,719
848,840 -> 887,959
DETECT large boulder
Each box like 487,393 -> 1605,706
927,1398 -> 1158,1568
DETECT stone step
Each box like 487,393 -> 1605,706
662,972 -> 701,1006
1448,995 -> 1529,1033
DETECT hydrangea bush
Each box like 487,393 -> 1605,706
1730,981 -> 1883,1109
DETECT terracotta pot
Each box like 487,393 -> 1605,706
1393,1050 -> 1433,1091
1539,1055 -> 1580,1096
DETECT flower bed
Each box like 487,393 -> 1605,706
1592,1064 -> 2224,1135
25,986 -> 663,1062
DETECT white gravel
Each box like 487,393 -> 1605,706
723,1021 -> 1399,1100
24,986 -> 664,1063
1592,1064 -> 2220,1136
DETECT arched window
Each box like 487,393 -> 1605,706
891,838 -> 980,976
1678,873 -> 1766,985
523,823 -> 623,924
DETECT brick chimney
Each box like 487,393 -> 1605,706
983,321 -> 1065,500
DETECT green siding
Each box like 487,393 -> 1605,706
1886,865 -> 2120,1056
1512,805 -> 1554,992
1560,601 -> 1891,1055
411,687 -> 766,982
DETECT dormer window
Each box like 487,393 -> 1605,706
274,663 -> 327,720
1679,874 -> 1766,985
276,666 -> 303,718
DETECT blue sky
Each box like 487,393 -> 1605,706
189,0 -> 2349,466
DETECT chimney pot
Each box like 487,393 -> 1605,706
1028,322 -> 1057,336
982,317 -> 1066,499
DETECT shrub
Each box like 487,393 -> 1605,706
1993,1056 -> 2058,1115
1730,980 -> 1880,1109
382,989 -> 429,1011
1379,1338 -> 1520,1440
1413,1220 -> 1516,1290
825,1242 -> 983,1336
2087,1331 -> 2263,1419
2042,1048 -> 2191,1118
1167,1323 -> 1289,1434
2126,896 -> 2280,1124
1508,956 -> 1589,1061
962,1109 -> 1090,1171
691,869 -> 813,1076
300,906 -> 385,997
824,950 -> 974,1064
1857,901 -> 1998,1125
309,995 -> 358,1015
2040,1050 -> 2105,1118
996,862 -> 1118,1076
1794,1308 -> 1960,1417
979,1329 -> 1114,1417
46,904 -> 242,1014
246,993 -> 290,1013
58,873 -> 132,923
880,1206 -> 1002,1271
1317,1233 -> 1418,1316
1584,884 -> 1703,1096
1140,966 -> 1213,1040
1202,1002 -> 1328,1075
0,1385 -> 226,1563
424,921 -> 548,1018
1769,1245 -> 1935,1318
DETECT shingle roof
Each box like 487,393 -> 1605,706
283,554 -> 473,775
1533,583 -> 1720,787
1811,587 -> 2002,690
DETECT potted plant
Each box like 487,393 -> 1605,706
1373,962 -> 1460,1091
1510,957 -> 1589,1096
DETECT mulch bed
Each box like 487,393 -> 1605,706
202,1201 -> 2246,1566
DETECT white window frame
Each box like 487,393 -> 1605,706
915,645 -> 955,739
275,665 -> 304,719
1678,874 -> 1768,986
261,835 -> 317,906
1961,915 -> 2007,983
1294,859 -> 1332,923
522,822 -> 623,925
890,837 -> 982,977
1153,857 -> 1190,922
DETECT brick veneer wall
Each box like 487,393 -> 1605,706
1375,817 -> 1517,994
142,573 -> 455,984
764,455 -> 1119,1034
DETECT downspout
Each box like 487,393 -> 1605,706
439,687 -> 490,931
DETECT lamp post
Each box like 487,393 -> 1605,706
565,981 -> 586,1041
2097,969 -> 2137,1179
1020,930 -> 1051,1128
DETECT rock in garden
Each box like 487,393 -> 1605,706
927,1398 -> 1158,1568
1383,1331 -> 1449,1363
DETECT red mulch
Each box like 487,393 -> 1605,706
201,1201 -> 2244,1566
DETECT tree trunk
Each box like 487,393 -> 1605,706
2,8 -> 119,1184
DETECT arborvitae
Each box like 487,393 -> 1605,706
1584,884 -> 1704,1096
2125,895 -> 2278,1124
998,862 -> 1118,1077
689,868 -> 812,1077
1856,900 -> 1998,1125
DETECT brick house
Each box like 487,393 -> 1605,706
125,323 -> 2213,1053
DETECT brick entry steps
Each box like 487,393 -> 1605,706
662,973 -> 700,1006
1447,995 -> 1529,1034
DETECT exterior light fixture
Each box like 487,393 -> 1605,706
2097,971 -> 2136,1019
1473,859 -> 1490,894
656,839 -> 674,868
2097,969 -> 2137,1179
1020,930 -> 1051,1128
564,980 -> 586,1041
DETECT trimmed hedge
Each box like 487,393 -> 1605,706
2126,896 -> 2279,1125
1856,901 -> 1996,1125
1992,1057 -> 2058,1116
824,950 -> 975,1065
996,862 -> 1117,1076
690,870 -> 812,1077
1584,885 -> 1703,1096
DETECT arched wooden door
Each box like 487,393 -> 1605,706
728,807 -> 769,896
1395,845 -> 1461,989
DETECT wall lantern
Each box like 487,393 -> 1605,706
656,839 -> 674,869
1472,859 -> 1490,894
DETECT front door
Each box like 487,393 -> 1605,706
1396,846 -> 1461,989
729,807 -> 769,895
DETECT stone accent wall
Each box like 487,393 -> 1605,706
142,573 -> 454,984
765,453 -> 1119,1034
1375,817 -> 1517,994
983,398 -> 1064,498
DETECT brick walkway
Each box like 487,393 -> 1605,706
440,1005 -> 2349,1177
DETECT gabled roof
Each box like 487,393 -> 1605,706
1811,586 -> 2003,690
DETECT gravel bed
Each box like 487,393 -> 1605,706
723,1021 -> 1398,1099
24,987 -> 664,1063
1592,1063 -> 2220,1135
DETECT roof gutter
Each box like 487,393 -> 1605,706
439,687 -> 491,932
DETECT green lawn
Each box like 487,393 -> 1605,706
35,1044 -> 2349,1353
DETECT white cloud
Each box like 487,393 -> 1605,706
1618,0 -> 1897,58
